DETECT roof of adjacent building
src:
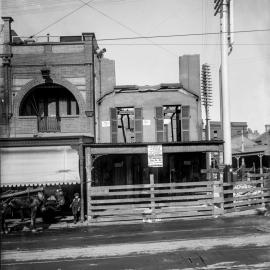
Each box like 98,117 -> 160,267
231,134 -> 270,156
254,130 -> 270,145
210,121 -> 248,127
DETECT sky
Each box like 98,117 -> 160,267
1,0 -> 270,133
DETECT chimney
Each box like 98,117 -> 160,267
179,54 -> 200,96
265,124 -> 270,132
1,17 -> 13,44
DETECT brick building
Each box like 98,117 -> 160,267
1,17 -> 223,222
0,17 -> 115,138
210,121 -> 248,140
0,17 -> 115,217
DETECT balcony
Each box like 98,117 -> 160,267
38,116 -> 61,133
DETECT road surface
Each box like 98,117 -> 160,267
1,215 -> 270,269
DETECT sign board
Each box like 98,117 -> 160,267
218,164 -> 226,170
148,145 -> 163,167
91,187 -> 109,195
102,121 -> 110,127
143,119 -> 151,126
164,119 -> 171,125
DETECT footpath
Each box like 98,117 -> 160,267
3,207 -> 268,232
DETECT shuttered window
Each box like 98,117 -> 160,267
110,107 -> 118,143
155,107 -> 164,143
134,108 -> 143,142
181,105 -> 190,141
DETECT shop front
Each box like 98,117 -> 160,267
0,136 -> 93,216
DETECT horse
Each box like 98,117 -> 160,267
1,199 -> 11,234
1,188 -> 65,233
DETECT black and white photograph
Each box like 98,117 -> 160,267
0,0 -> 270,269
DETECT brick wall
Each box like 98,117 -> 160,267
95,58 -> 116,100
10,116 -> 38,135
2,39 -> 101,138
8,115 -> 93,137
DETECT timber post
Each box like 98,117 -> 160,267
150,174 -> 155,216
213,173 -> 224,216
79,140 -> 85,222
85,147 -> 92,221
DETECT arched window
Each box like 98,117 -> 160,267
19,83 -> 79,116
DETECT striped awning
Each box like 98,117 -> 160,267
0,146 -> 80,187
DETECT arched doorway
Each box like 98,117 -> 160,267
19,83 -> 80,132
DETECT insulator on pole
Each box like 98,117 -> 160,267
201,63 -> 213,118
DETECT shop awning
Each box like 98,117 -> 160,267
0,146 -> 80,187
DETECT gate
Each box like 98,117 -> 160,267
88,178 -> 216,224
223,172 -> 270,213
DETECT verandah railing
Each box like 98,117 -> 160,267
37,116 -> 61,132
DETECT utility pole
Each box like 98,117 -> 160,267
214,0 -> 234,166
201,63 -> 213,174
201,63 -> 213,142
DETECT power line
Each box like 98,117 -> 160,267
1,43 -> 270,46
3,0 -> 139,10
96,28 -> 270,41
31,0 -> 94,38
77,0 -> 177,56
97,43 -> 270,46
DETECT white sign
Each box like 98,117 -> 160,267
148,145 -> 163,167
143,119 -> 151,126
102,121 -> 110,127
164,119 -> 171,125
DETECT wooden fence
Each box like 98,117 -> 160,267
87,172 -> 270,224
88,179 -> 217,223
223,172 -> 270,213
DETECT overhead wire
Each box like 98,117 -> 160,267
1,43 -> 270,46
97,43 -> 270,46
76,0 -> 177,56
28,28 -> 270,41
30,0 -> 94,38
96,28 -> 270,41
3,0 -> 139,10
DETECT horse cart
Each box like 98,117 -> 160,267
0,187 -> 65,233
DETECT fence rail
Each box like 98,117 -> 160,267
89,181 -> 215,223
88,172 -> 270,224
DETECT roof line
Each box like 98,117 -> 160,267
97,83 -> 199,104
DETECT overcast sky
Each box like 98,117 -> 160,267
1,0 -> 270,133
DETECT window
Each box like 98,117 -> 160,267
163,105 -> 182,142
155,105 -> 190,142
110,107 -> 143,143
117,107 -> 135,143
20,84 -> 79,117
